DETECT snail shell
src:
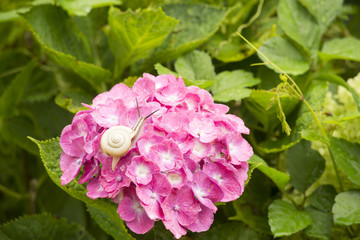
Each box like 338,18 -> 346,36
101,126 -> 135,157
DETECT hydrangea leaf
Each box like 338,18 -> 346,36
143,4 -> 227,68
174,50 -> 216,82
248,154 -> 290,191
198,222 -> 264,240
304,207 -> 333,240
154,63 -> 214,89
299,0 -> 343,32
29,138 -> 135,240
55,89 -> 93,114
332,190 -> 360,225
286,140 -> 325,193
309,185 -> 337,212
0,213 -> 94,240
211,70 -> 260,102
21,5 -> 110,93
57,0 -> 121,16
278,0 -> 321,54
319,37 -> 360,62
107,7 -> 178,78
268,200 -> 311,237
0,60 -> 37,116
330,137 -> 360,186
244,89 -> 299,132
258,37 -> 310,75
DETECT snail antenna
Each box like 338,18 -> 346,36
145,109 -> 160,119
136,98 -> 141,117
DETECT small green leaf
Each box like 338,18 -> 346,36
248,154 -> 290,191
319,37 -> 360,62
244,89 -> 299,132
309,185 -> 337,212
278,0 -> 322,53
55,89 -> 92,114
268,200 -> 312,237
332,190 -> 360,225
108,7 -> 178,78
0,213 -> 94,240
258,37 -> 310,75
305,207 -> 333,240
287,140 -> 325,193
57,0 -> 122,16
211,70 -> 260,102
21,5 -> 110,92
299,0 -> 343,32
29,138 -> 134,240
0,60 -> 37,116
174,50 -> 215,81
143,4 -> 227,68
330,137 -> 360,186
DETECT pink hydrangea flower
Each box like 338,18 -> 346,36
59,73 -> 253,239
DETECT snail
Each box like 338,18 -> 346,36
101,100 -> 159,171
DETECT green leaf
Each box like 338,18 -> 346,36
21,5 -> 110,92
55,89 -> 92,114
278,0 -> 322,54
211,70 -> 260,102
299,0 -> 343,32
198,222 -> 265,240
248,154 -> 290,191
174,50 -> 215,81
0,60 -> 37,116
305,207 -> 333,240
319,37 -> 360,62
330,137 -> 360,186
29,138 -> 134,240
154,63 -> 214,89
0,213 -> 94,240
332,190 -> 360,225
268,200 -> 312,237
57,0 -> 122,16
309,185 -> 337,212
143,4 -> 227,68
108,7 -> 178,78
244,89 -> 299,132
0,8 -> 29,22
258,37 -> 310,75
287,140 -> 325,193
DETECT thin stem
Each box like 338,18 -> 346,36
328,146 -> 344,192
0,184 -> 24,199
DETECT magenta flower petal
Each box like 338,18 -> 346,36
126,155 -> 160,185
226,133 -> 253,164
187,205 -> 214,232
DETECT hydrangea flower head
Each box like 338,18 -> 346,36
59,74 -> 253,238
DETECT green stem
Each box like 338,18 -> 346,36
328,146 -> 344,192
0,184 -> 24,199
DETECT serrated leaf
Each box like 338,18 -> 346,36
0,214 -> 94,240
287,140 -> 325,193
305,207 -> 333,240
108,7 -> 178,78
319,37 -> 360,62
332,190 -> 360,225
57,0 -> 122,16
0,60 -> 37,116
55,89 -> 92,114
154,63 -> 214,89
21,5 -> 110,92
211,70 -> 260,102
268,200 -> 311,237
278,0 -> 322,54
258,37 -> 310,75
174,50 -> 215,81
248,154 -> 290,191
299,0 -> 343,32
309,185 -> 337,212
330,137 -> 360,186
244,89 -> 299,132
29,138 -> 134,240
142,4 -> 227,68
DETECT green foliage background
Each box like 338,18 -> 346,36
1,0 -> 360,239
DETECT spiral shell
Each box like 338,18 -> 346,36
101,126 -> 133,157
